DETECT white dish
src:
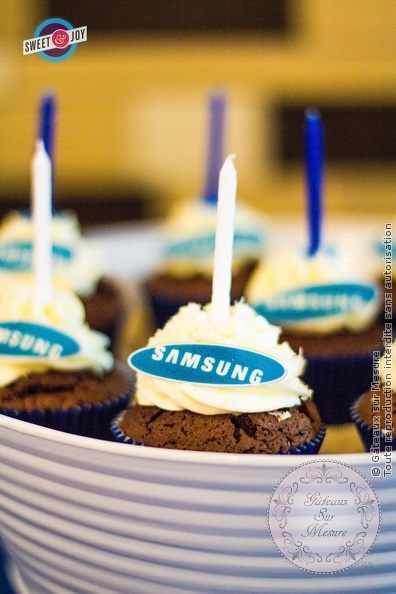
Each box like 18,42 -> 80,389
0,414 -> 395,594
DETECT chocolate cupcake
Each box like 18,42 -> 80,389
0,210 -> 124,348
0,284 -> 134,440
112,301 -> 325,454
144,199 -> 267,328
245,247 -> 382,425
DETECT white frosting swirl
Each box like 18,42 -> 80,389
245,248 -> 379,334
161,199 -> 267,277
135,301 -> 311,415
0,284 -> 113,387
0,210 -> 102,296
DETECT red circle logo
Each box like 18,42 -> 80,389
51,30 -> 70,48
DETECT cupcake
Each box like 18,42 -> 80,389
350,339 -> 395,452
245,246 -> 382,425
112,300 -> 324,454
0,283 -> 134,440
0,209 -> 124,348
145,199 -> 267,328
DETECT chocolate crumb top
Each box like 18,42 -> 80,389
0,364 -> 131,411
120,400 -> 321,454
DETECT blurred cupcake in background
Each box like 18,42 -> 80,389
246,245 -> 382,425
246,109 -> 382,425
0,209 -> 124,347
144,91 -> 268,328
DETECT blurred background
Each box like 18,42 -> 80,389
0,0 -> 395,226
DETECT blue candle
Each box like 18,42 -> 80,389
203,92 -> 227,206
38,93 -> 57,163
38,93 -> 57,210
304,108 -> 324,257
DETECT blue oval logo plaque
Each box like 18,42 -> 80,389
254,283 -> 378,323
0,322 -> 80,359
0,241 -> 73,271
165,231 -> 263,259
129,343 -> 286,386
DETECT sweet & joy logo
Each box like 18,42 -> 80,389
23,18 -> 87,62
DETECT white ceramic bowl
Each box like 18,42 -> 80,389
0,414 -> 395,594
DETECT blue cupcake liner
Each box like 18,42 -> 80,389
0,374 -> 135,441
111,411 -> 326,455
350,395 -> 396,452
111,411 -> 144,446
302,350 -> 381,426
